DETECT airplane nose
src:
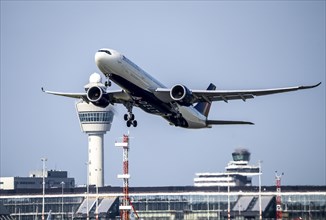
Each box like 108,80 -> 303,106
95,48 -> 121,75
95,50 -> 110,65
95,49 -> 116,74
95,49 -> 121,64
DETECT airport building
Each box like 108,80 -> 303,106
1,149 -> 325,219
0,170 -> 75,190
0,185 -> 325,219
194,149 -> 260,187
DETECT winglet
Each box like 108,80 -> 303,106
300,82 -> 321,90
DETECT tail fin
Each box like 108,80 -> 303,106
194,83 -> 216,117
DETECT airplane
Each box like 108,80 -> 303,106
42,48 -> 321,129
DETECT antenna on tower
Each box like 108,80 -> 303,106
115,133 -> 139,220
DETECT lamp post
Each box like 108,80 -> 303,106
96,174 -> 99,220
227,173 -> 230,220
238,203 -> 241,217
85,161 -> 89,220
41,157 -> 47,220
258,160 -> 262,220
218,185 -> 220,220
238,190 -> 242,219
61,181 -> 65,219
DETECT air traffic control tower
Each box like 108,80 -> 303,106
76,74 -> 114,187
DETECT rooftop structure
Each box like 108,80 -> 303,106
0,170 -> 74,190
194,149 -> 260,187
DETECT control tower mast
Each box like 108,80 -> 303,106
43,73 -> 114,187
75,73 -> 114,187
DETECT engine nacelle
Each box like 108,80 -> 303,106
86,86 -> 110,108
170,84 -> 194,106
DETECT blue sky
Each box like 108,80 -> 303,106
1,1 -> 325,187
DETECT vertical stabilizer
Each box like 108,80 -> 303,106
194,83 -> 216,117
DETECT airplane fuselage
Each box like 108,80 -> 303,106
95,49 -> 208,128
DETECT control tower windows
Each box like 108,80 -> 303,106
79,112 -> 114,123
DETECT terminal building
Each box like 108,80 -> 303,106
1,150 -> 325,219
194,149 -> 260,187
0,170 -> 75,190
0,185 -> 325,219
1,149 -> 325,219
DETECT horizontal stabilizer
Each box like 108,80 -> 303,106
207,120 -> 254,125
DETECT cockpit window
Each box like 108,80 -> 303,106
98,49 -> 111,55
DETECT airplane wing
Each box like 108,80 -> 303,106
155,82 -> 321,104
41,87 -> 131,104
41,87 -> 87,100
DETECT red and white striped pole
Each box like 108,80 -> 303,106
116,134 -> 131,220
275,171 -> 284,220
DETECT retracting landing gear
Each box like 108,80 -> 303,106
124,103 -> 137,127
105,80 -> 111,87
104,73 -> 112,87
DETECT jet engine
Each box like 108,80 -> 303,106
86,85 -> 110,107
170,84 -> 194,106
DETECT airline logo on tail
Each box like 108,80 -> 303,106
194,83 -> 216,117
